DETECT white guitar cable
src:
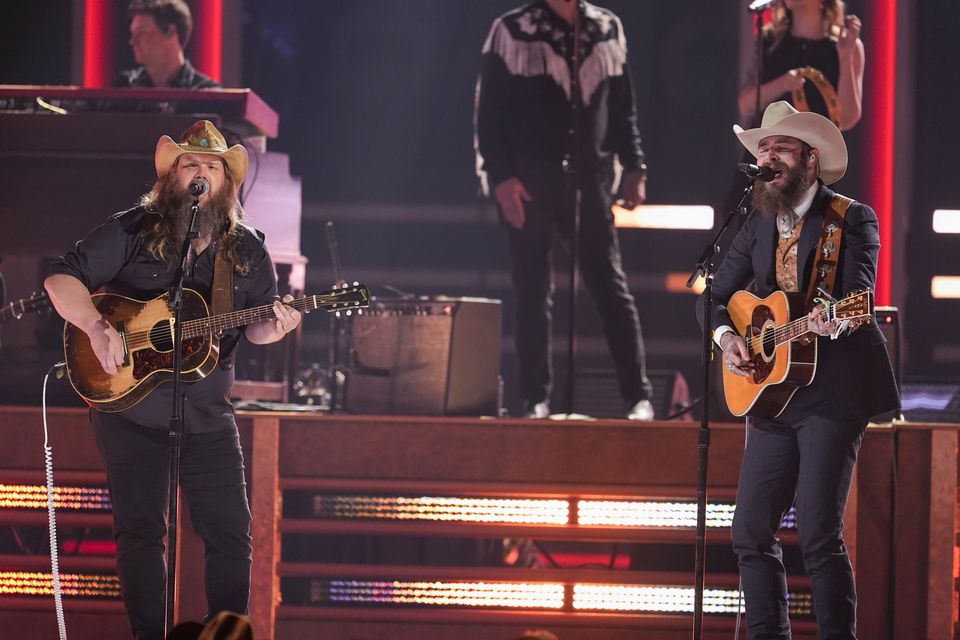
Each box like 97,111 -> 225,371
43,361 -> 68,640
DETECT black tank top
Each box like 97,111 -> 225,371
761,31 -> 840,121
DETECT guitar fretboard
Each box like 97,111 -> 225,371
747,291 -> 871,356
181,294 -> 348,339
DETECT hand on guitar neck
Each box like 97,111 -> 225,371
805,304 -> 841,337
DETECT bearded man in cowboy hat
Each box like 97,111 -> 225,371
701,101 -> 899,639
45,120 -> 300,640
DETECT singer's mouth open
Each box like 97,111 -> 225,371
763,165 -> 784,181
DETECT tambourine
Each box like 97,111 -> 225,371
790,65 -> 842,128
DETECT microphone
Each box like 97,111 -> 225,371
738,163 -> 780,182
747,0 -> 777,13
188,178 -> 210,197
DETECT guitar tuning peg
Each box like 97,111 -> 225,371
345,310 -> 352,317
353,281 -> 359,286
335,311 -> 341,318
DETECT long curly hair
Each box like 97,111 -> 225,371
139,160 -> 251,275
767,0 -> 846,51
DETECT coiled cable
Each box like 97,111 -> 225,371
43,361 -> 68,640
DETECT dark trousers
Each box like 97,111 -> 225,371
732,412 -> 866,640
93,413 -> 253,640
506,176 -> 651,406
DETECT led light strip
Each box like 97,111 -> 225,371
308,579 -> 813,616
318,580 -> 566,609
0,572 -> 120,598
309,495 -> 797,530
573,584 -> 813,615
0,484 -> 111,510
313,495 -> 569,524
579,500 -> 737,527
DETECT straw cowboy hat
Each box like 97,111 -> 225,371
733,101 -> 848,185
197,611 -> 253,640
155,119 -> 249,187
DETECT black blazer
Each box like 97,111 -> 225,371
703,184 -> 900,420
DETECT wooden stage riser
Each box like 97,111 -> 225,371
0,407 -> 955,640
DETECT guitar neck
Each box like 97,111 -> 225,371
181,295 -> 324,339
764,301 -> 865,351
774,316 -> 818,347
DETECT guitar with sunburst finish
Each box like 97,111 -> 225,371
63,284 -> 369,412
721,288 -> 873,418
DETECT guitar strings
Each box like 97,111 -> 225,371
746,306 -> 835,355
119,294 -> 348,348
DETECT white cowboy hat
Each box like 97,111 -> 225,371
733,101 -> 848,185
155,119 -> 249,187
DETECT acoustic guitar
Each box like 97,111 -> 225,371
721,288 -> 873,418
63,284 -> 369,412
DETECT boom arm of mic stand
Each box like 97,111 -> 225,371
686,183 -> 754,289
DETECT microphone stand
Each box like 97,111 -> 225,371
164,195 -> 200,635
752,4 -> 765,124
562,2 -> 583,416
685,180 -> 754,640
324,221 -> 348,412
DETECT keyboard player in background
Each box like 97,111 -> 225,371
119,0 -> 219,89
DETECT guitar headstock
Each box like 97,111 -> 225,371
1,290 -> 53,322
832,288 -> 873,331
309,282 -> 370,315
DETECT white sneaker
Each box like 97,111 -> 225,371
522,401 -> 550,419
626,399 -> 654,421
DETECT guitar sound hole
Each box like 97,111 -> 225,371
150,322 -> 174,352
759,326 -> 775,359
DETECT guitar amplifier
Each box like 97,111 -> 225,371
343,297 -> 501,416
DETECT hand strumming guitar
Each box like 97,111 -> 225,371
85,318 -> 125,376
720,331 -> 755,378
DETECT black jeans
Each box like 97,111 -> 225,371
732,411 -> 866,640
93,413 -> 253,640
505,175 -> 651,407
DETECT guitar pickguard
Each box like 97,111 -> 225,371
132,336 -> 208,380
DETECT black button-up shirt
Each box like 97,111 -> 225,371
117,58 -> 220,89
50,206 -> 278,432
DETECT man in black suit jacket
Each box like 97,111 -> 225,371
705,101 -> 899,639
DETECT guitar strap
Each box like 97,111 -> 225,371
211,248 -> 234,318
804,193 -> 854,309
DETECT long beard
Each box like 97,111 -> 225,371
157,178 -> 236,252
752,160 -> 811,218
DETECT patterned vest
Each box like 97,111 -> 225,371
775,217 -> 807,292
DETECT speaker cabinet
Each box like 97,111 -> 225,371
344,298 -> 501,416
